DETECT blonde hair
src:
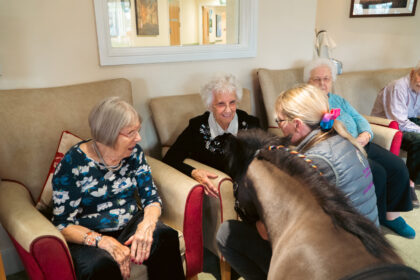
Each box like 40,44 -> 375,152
89,96 -> 141,147
275,84 -> 366,156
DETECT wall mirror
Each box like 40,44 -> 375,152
94,0 -> 258,65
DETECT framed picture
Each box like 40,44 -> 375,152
135,0 -> 159,35
350,0 -> 418,17
216,14 -> 222,37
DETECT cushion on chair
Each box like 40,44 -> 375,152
36,131 -> 82,216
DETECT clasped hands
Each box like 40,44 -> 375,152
98,219 -> 157,279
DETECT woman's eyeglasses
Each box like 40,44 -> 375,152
275,118 -> 287,126
119,129 -> 141,139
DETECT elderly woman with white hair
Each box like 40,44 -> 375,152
51,97 -> 184,280
304,58 -> 415,239
163,73 -> 260,197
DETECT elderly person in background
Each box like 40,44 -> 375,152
163,73 -> 260,197
372,61 -> 420,189
217,84 -> 379,280
304,58 -> 415,239
52,97 -> 184,280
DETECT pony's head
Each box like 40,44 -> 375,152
224,129 -> 289,223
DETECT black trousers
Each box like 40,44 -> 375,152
401,118 -> 420,184
68,211 -> 185,280
366,142 -> 413,223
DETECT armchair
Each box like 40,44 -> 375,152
149,91 -> 252,280
257,68 -> 403,155
0,79 -> 203,279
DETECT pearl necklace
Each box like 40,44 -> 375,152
92,141 -> 123,172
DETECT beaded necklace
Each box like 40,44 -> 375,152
92,140 -> 123,172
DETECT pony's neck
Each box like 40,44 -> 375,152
246,159 -> 325,241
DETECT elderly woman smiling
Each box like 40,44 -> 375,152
52,97 -> 184,280
163,73 -> 260,197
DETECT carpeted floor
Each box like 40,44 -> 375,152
6,189 -> 419,280
382,187 -> 420,272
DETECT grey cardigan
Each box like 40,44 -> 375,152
296,130 -> 379,227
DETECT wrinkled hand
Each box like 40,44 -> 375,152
98,236 -> 131,279
356,131 -> 371,147
191,168 -> 219,197
256,220 -> 268,241
124,219 -> 157,265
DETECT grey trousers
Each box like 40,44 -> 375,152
216,220 -> 272,280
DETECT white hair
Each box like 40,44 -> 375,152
200,73 -> 243,109
89,96 -> 141,147
303,58 -> 338,83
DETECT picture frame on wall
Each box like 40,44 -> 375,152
350,0 -> 418,17
135,0 -> 159,35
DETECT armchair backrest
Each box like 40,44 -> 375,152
150,89 -> 251,156
257,67 -> 411,125
0,79 -> 132,201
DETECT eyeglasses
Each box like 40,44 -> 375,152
119,128 -> 141,139
310,76 -> 332,84
275,118 -> 287,126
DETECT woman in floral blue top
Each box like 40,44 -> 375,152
52,97 -> 184,280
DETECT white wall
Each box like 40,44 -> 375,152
0,1 -> 316,274
316,0 -> 420,71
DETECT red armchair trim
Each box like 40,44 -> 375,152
390,130 -> 403,156
9,234 -> 76,280
183,185 -> 204,277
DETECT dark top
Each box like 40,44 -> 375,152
52,141 -> 162,232
163,109 -> 260,176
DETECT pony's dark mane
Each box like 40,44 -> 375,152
224,129 -> 400,263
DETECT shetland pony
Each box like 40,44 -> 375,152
224,129 -> 420,280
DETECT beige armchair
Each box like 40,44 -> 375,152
149,90 -> 252,280
257,68 -> 403,155
0,79 -> 203,280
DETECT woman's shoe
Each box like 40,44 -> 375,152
383,217 -> 416,239
411,187 -> 419,208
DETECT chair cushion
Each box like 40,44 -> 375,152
36,131 -> 82,216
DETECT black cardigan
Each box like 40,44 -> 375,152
163,109 -> 260,176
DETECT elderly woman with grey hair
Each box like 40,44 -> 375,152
163,73 -> 260,197
304,58 -> 415,239
51,97 -> 184,280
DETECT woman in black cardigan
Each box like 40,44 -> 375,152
163,73 -> 260,197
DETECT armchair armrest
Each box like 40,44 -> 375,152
183,159 -> 236,257
0,180 -> 75,279
364,115 -> 399,130
146,156 -> 204,277
369,124 -> 402,156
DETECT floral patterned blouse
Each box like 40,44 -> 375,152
51,141 -> 162,232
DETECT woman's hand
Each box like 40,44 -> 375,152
124,219 -> 157,264
124,205 -> 160,265
191,168 -> 219,197
98,236 -> 131,279
356,131 -> 371,147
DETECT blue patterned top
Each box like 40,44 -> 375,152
51,141 -> 162,232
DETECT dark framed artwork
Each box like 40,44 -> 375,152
135,0 -> 159,35
350,0 -> 417,17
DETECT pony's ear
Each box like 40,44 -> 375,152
223,133 -> 248,180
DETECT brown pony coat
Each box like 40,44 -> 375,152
225,129 -> 403,280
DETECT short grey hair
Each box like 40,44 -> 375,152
303,58 -> 338,83
200,73 -> 243,109
88,96 -> 141,147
